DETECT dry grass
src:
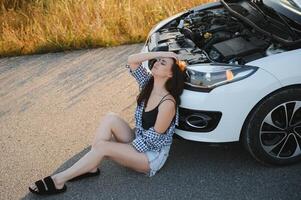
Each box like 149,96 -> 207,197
0,0 -> 213,57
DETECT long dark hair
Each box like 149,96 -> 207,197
136,58 -> 186,108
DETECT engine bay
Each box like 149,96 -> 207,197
147,1 -> 301,65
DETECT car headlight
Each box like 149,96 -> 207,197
185,64 -> 258,91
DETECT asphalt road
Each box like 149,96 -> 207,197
0,43 -> 300,200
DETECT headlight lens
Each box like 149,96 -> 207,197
185,64 -> 258,90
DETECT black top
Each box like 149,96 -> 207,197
142,94 -> 176,130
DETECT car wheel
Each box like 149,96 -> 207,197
241,87 -> 301,166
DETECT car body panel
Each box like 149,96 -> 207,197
175,68 -> 282,142
247,48 -> 301,87
263,0 -> 301,24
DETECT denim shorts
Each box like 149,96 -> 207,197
144,145 -> 171,177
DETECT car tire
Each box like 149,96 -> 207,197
241,86 -> 301,166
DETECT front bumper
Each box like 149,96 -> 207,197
175,70 -> 282,143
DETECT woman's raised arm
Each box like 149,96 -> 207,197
127,51 -> 178,71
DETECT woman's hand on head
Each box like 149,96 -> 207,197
127,51 -> 178,67
158,51 -> 178,60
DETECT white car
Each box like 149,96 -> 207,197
141,0 -> 301,165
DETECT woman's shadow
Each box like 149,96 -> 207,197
22,138 -> 301,200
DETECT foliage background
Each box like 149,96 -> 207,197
0,0 -> 212,57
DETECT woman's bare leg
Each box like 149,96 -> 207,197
91,112 -> 135,144
29,112 -> 148,192
86,112 -> 136,172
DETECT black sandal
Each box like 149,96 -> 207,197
29,176 -> 67,195
68,168 -> 100,182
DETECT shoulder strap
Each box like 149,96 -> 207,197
158,98 -> 176,107
145,94 -> 175,112
158,93 -> 172,104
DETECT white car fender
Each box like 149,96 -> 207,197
247,48 -> 301,87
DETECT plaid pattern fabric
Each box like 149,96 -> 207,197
126,63 -> 179,153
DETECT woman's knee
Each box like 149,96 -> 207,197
96,112 -> 118,132
91,140 -> 109,157
95,112 -> 133,144
106,111 -> 119,118
101,112 -> 119,125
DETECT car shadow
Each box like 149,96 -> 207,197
22,139 -> 301,200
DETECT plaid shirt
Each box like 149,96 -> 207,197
126,63 -> 179,153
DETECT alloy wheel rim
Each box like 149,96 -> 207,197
259,101 -> 301,159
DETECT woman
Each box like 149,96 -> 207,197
28,51 -> 186,195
